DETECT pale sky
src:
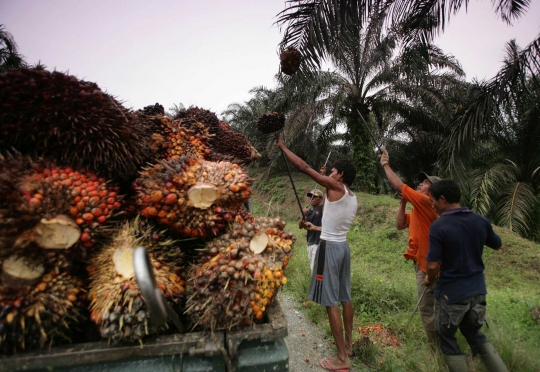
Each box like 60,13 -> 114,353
2,0 -> 539,116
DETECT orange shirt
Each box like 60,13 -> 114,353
401,184 -> 439,273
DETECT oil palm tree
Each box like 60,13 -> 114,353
276,0 -> 532,69
0,25 -> 27,72
276,2 -> 465,190
442,38 -> 540,240
222,75 -> 346,169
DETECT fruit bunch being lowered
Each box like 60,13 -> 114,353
133,156 -> 252,239
279,47 -> 302,75
256,112 -> 285,134
0,154 -> 122,260
185,215 -> 293,331
88,218 -> 185,345
0,251 -> 86,353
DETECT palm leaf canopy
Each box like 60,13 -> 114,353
276,0 -> 532,68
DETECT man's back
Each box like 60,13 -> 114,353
427,208 -> 502,303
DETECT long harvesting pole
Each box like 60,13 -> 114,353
309,150 -> 332,204
356,109 -> 383,151
281,151 -> 307,221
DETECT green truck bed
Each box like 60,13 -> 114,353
0,299 -> 289,372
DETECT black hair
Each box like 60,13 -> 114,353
331,159 -> 357,186
428,179 -> 461,203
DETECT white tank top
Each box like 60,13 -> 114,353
320,185 -> 357,242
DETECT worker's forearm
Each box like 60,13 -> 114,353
426,265 -> 438,283
278,145 -> 310,173
396,201 -> 407,230
383,164 -> 404,192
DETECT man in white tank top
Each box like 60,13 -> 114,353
277,135 -> 357,372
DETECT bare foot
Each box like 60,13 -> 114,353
320,355 -> 351,371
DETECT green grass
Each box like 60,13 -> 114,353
249,170 -> 540,371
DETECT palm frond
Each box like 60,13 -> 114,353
393,0 -> 532,45
495,181 -> 537,236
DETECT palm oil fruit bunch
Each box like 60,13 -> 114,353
185,215 -> 293,331
133,157 -> 252,239
172,107 -> 260,165
0,68 -> 147,180
139,115 -> 213,162
140,103 -> 165,117
280,47 -> 302,75
173,106 -> 221,132
256,112 -> 286,134
0,156 -> 121,259
88,218 -> 185,345
161,118 -> 212,161
0,251 -> 86,353
0,153 -> 122,260
206,121 -> 261,165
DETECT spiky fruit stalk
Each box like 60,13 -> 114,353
0,251 -> 86,353
88,218 -> 185,344
0,69 -> 147,180
280,47 -> 302,75
185,215 -> 294,331
0,153 -> 122,259
256,112 -> 286,134
133,157 -> 252,238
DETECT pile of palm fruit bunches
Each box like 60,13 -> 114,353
0,68 -> 295,354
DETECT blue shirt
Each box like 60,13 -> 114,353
306,204 -> 323,245
427,207 -> 502,304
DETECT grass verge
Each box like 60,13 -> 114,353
250,171 -> 540,371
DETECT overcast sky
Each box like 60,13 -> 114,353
2,1 -> 539,117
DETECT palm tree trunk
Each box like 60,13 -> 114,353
347,111 -> 376,192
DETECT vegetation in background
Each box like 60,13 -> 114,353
250,169 -> 540,371
0,25 -> 28,72
441,39 -> 540,242
225,2 -> 539,241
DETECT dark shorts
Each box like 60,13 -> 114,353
308,240 -> 351,307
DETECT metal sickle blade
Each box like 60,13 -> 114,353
133,246 -> 185,333
133,246 -> 168,326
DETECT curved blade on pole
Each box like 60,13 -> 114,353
134,246 -> 184,333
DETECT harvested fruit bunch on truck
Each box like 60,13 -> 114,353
186,215 -> 293,331
88,218 -> 186,345
0,69 -> 148,181
0,68 -> 293,372
133,156 -> 252,239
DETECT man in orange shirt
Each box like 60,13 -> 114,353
380,147 -> 440,349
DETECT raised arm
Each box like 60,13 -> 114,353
276,135 -> 342,193
380,147 -> 404,192
396,197 -> 407,230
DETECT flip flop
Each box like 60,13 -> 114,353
319,356 -> 351,372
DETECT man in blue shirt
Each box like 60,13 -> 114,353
425,179 -> 508,372
299,188 -> 324,273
